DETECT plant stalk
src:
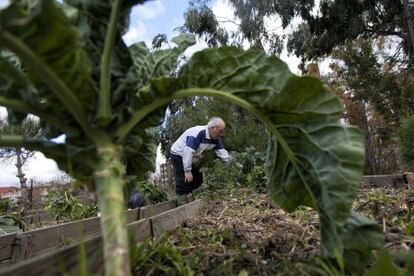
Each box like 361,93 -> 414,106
98,0 -> 123,123
95,144 -> 130,276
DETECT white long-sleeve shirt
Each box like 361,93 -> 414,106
170,125 -> 230,172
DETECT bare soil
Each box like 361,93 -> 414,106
133,186 -> 414,275
175,190 -> 321,275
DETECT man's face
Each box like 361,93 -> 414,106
209,124 -> 224,140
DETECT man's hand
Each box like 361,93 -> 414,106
185,171 -> 193,183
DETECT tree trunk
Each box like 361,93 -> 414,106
95,144 -> 131,276
15,147 -> 28,203
403,0 -> 414,69
28,179 -> 33,204
361,104 -> 375,174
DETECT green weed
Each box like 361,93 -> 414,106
44,188 -> 97,221
135,180 -> 168,205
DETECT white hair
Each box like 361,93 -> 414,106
207,117 -> 225,128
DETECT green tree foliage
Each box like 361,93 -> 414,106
158,97 -> 267,158
182,0 -> 289,52
289,1 -> 411,63
0,0 -> 382,274
184,1 -> 413,68
330,39 -> 414,126
182,0 -> 228,48
327,38 -> 414,173
398,115 -> 414,171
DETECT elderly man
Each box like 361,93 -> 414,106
170,117 -> 230,202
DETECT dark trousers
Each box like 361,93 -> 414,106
170,154 -> 203,195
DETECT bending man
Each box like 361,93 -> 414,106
170,117 -> 230,201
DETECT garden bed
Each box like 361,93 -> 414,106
132,186 -> 414,275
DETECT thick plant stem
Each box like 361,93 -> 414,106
98,0 -> 123,122
95,144 -> 130,276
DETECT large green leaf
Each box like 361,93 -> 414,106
147,33 -> 196,80
0,215 -> 22,235
150,47 -> 367,261
342,211 -> 384,274
129,34 -> 195,91
0,0 -> 94,137
125,34 -> 196,120
1,0 -> 95,107
0,0 -> 188,183
112,34 -> 196,178
64,0 -> 146,64
364,249 -> 401,276
0,54 -> 81,136
64,0 -> 147,115
0,55 -> 36,123
123,128 -> 157,178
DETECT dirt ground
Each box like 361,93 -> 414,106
132,185 -> 414,275
354,187 -> 414,256
176,190 -> 321,275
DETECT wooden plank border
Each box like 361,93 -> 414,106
18,215 -> 101,258
151,199 -> 203,237
361,174 -> 407,187
139,200 -> 176,219
0,199 -> 204,275
0,200 -> 176,266
0,233 -> 16,263
126,209 -> 140,222
0,234 -> 103,276
22,212 -> 55,225
405,173 -> 414,186
0,200 -> 178,267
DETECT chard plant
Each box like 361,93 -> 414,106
0,0 -> 383,274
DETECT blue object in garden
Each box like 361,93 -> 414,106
128,192 -> 145,209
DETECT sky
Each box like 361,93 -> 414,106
123,0 -> 187,47
0,0 -> 308,187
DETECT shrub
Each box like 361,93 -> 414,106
200,147 -> 267,195
246,165 -> 267,193
0,198 -> 12,215
135,180 -> 168,205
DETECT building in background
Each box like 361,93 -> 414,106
0,187 -> 20,202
